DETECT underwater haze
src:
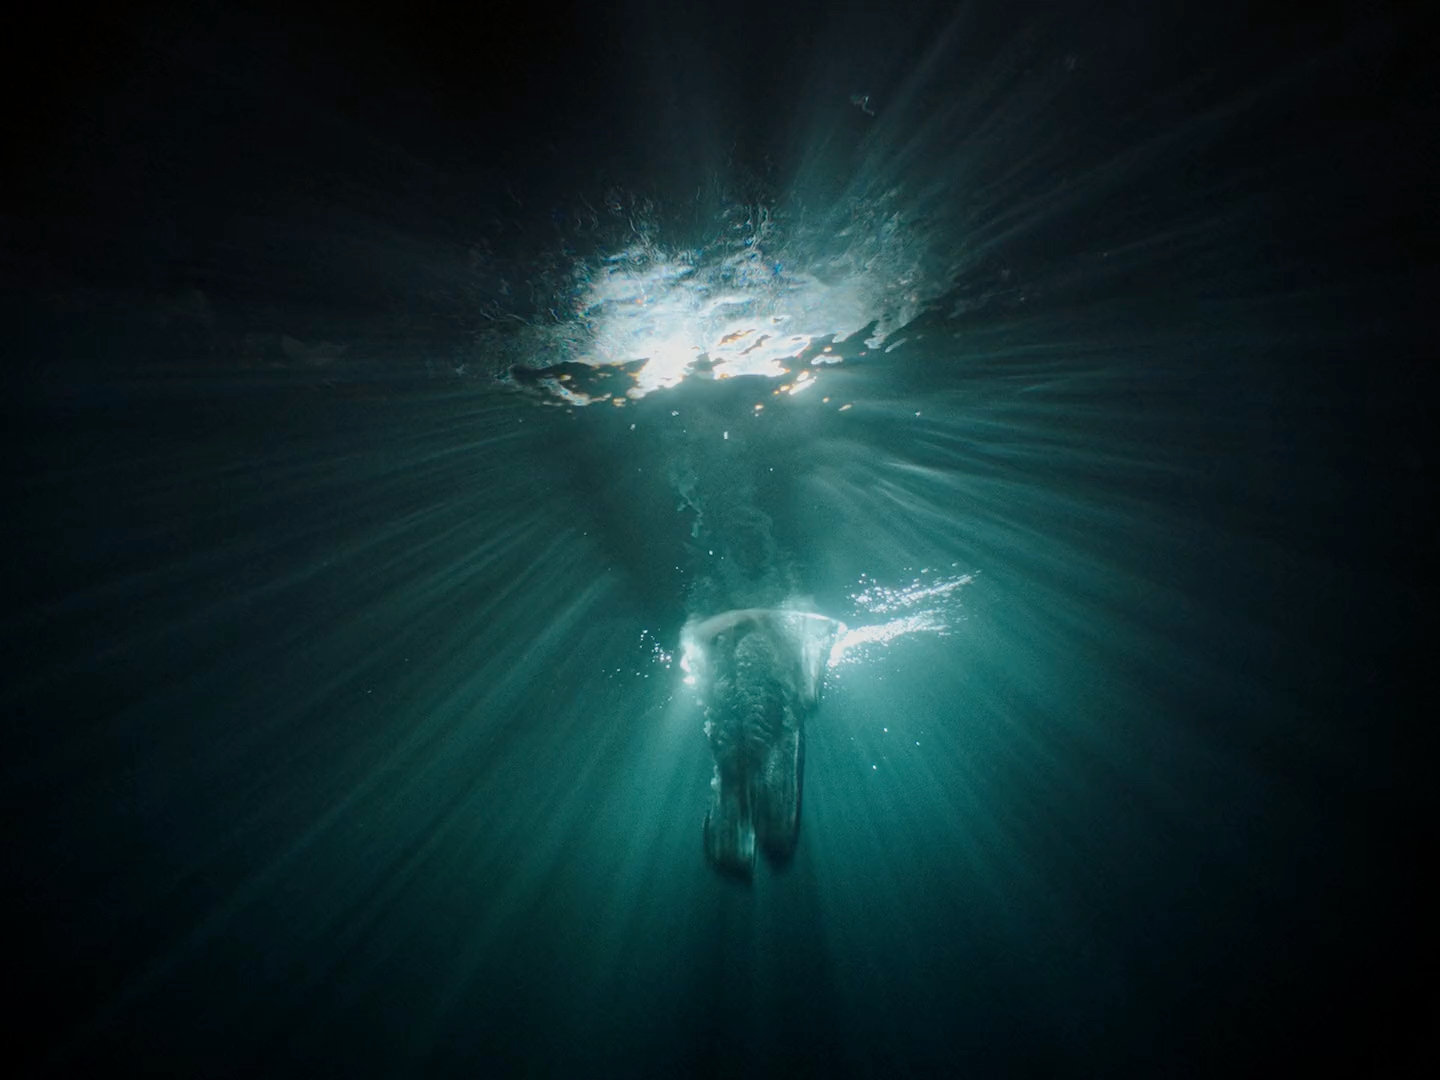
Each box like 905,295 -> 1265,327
3,1 -> 1430,1076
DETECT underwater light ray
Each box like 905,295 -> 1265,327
31,550 -> 634,1073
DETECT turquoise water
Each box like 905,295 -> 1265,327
8,308 -> 1422,1074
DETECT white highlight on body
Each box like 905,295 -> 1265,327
668,570 -> 977,692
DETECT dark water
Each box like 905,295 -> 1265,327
4,2 -> 1431,1076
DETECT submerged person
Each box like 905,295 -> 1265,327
680,608 -> 845,880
